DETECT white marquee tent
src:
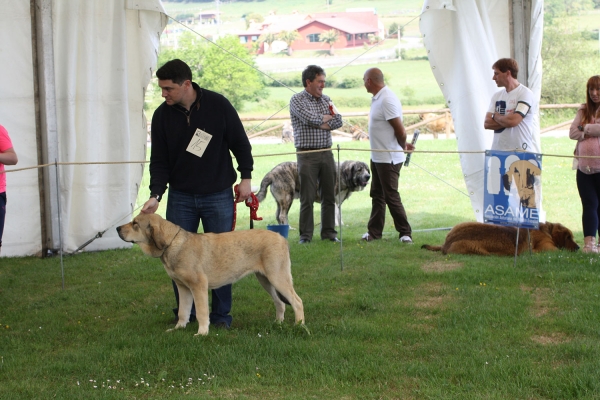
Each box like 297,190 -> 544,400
0,0 -> 166,257
0,0 -> 542,257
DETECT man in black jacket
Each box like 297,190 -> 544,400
141,59 -> 253,329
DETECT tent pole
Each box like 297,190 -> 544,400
55,160 -> 65,290
31,0 -> 61,256
511,0 -> 532,87
337,145 -> 343,272
30,0 -> 49,257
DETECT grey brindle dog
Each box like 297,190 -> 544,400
256,160 -> 371,226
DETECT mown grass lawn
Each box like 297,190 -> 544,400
2,137 -> 599,399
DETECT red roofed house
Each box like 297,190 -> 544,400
238,9 -> 384,54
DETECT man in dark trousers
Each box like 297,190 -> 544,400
141,59 -> 253,329
361,67 -> 414,243
289,65 -> 343,244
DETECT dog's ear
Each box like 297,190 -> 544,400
526,165 -> 541,187
147,218 -> 168,250
502,173 -> 511,191
546,222 -> 570,248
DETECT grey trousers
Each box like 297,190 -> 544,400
296,150 -> 337,241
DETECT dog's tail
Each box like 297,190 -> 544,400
276,291 -> 291,305
255,172 -> 273,202
421,244 -> 442,252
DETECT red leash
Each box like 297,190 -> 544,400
232,184 -> 262,231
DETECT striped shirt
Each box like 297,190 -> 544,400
289,90 -> 343,149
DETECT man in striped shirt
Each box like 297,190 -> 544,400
290,65 -> 343,244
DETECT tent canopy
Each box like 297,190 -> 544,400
0,0 -> 166,256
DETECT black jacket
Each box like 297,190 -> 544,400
149,83 -> 253,196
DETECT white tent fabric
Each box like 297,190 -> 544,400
420,0 -> 543,222
0,0 -> 166,256
0,0 -> 41,256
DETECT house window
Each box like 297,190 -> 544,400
346,33 -> 352,41
239,36 -> 248,44
307,33 -> 320,42
251,36 -> 258,42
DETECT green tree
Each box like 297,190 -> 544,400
541,21 -> 595,104
388,22 -> 399,38
199,35 -> 266,111
278,30 -> 301,56
367,34 -> 382,46
319,29 -> 339,55
158,31 -> 206,81
545,0 -> 594,23
258,32 -> 278,53
244,12 -> 263,29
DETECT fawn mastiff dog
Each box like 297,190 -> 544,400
117,213 -> 304,336
421,221 -> 579,256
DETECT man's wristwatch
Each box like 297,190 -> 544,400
491,113 -> 495,120
149,194 -> 161,202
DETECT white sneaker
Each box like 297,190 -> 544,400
400,235 -> 413,244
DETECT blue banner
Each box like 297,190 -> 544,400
483,150 -> 542,229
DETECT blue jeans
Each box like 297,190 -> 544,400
166,187 -> 234,327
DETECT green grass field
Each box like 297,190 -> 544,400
242,59 -> 446,115
3,136 -> 599,399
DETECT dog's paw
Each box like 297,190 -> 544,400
195,328 -> 209,336
166,322 -> 187,332
298,323 -> 311,335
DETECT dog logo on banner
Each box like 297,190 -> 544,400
483,150 -> 543,229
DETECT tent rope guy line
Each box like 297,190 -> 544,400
1,147 -> 595,260
0,149 -> 590,176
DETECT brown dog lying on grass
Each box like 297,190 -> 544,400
117,213 -> 304,336
421,222 -> 579,256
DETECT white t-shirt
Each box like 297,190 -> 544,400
487,84 -> 541,153
369,86 -> 406,164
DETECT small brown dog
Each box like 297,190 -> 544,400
422,222 -> 579,256
117,213 -> 304,335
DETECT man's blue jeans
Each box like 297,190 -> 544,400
166,187 -> 234,327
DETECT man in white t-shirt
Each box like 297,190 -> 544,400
484,58 -> 541,153
361,68 -> 415,243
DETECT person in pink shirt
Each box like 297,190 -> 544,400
0,124 -> 18,254
570,76 -> 600,253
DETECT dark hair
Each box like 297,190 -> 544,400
301,65 -> 325,87
492,58 -> 519,80
156,59 -> 192,85
582,75 -> 600,125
